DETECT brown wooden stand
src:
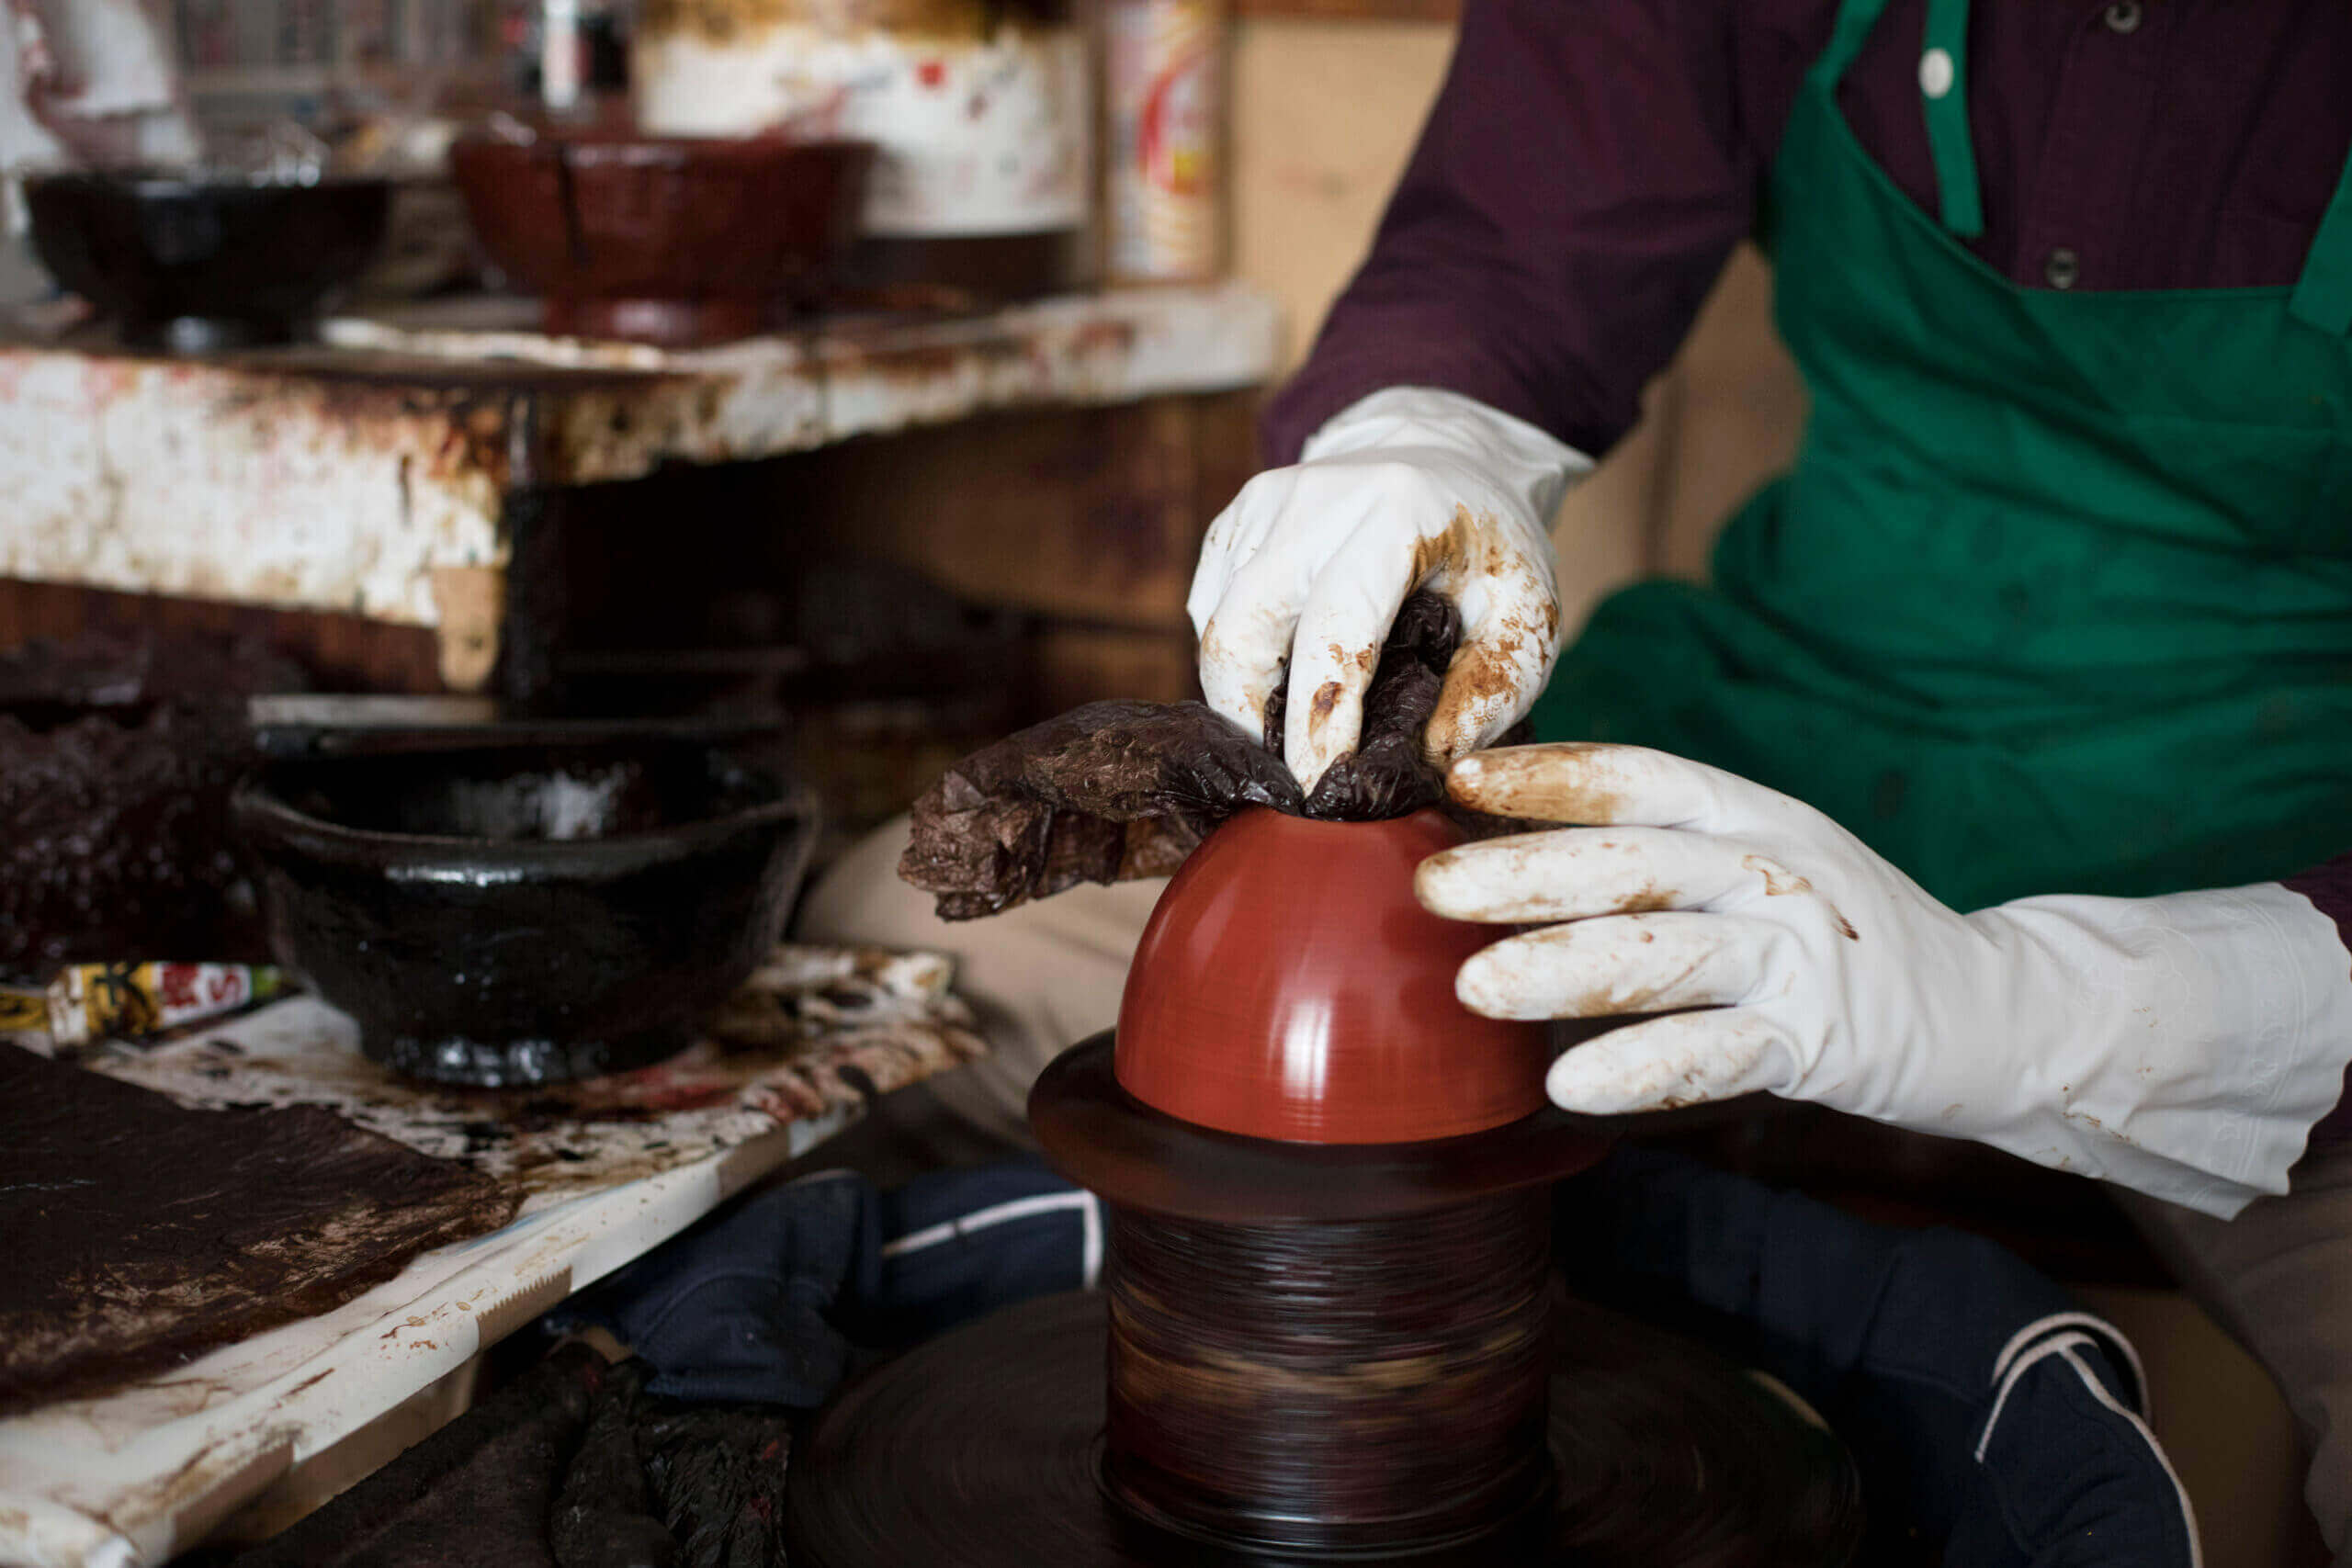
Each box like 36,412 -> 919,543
786,1034 -> 1864,1566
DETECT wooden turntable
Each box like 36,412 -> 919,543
789,811 -> 1864,1566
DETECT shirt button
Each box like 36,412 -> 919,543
2044,247 -> 2081,289
2103,0 -> 2143,33
1917,46 -> 1956,99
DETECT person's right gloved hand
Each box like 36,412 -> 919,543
1186,388 -> 1592,794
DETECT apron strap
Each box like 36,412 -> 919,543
1811,0 -> 1894,88
1920,0 -> 1984,239
1813,0 -> 1984,240
2290,141 -> 2352,336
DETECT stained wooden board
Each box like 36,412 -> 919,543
0,1047 -> 515,1416
0,944 -> 987,1568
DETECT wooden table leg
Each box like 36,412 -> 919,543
430,566 -> 506,694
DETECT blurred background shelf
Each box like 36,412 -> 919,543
0,282 -> 1278,705
0,281 -> 1274,853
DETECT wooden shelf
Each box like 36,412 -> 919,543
0,284 -> 1280,689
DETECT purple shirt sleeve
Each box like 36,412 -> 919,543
2284,856 -> 2352,1145
1261,0 -> 1821,463
1263,0 -> 2352,464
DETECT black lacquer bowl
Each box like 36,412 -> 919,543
233,742 -> 817,1087
23,171 -> 391,352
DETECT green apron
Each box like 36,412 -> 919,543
1529,0 -> 2352,913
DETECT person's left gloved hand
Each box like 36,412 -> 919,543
1415,743 -> 2352,1218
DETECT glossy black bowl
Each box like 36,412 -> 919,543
23,171 -> 391,352
233,742 -> 818,1087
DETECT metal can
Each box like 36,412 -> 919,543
1105,0 -> 1224,283
634,0 -> 1095,297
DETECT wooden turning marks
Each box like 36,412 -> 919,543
785,1292 -> 1864,1567
787,1035 -> 1862,1567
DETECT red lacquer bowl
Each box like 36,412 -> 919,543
448,133 -> 876,345
1114,808 -> 1552,1145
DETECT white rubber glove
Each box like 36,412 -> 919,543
1187,388 -> 1592,794
1415,743 -> 2352,1219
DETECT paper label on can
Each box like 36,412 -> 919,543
1106,0 -> 1219,280
637,26 -> 1092,238
45,961 -> 278,1045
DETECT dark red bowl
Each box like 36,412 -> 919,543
447,133 -> 876,346
1114,808 -> 1554,1145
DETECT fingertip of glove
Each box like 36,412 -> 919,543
1453,946 -> 1538,1021
1545,1044 -> 1642,1115
1443,751 -> 1497,807
1412,848 -> 1469,918
1444,749 -> 1535,816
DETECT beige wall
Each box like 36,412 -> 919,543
1229,18 -> 1456,373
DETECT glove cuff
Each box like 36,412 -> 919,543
1297,387 -> 1594,522
1983,883 -> 2352,1217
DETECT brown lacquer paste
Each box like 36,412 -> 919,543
0,1045 -> 514,1411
